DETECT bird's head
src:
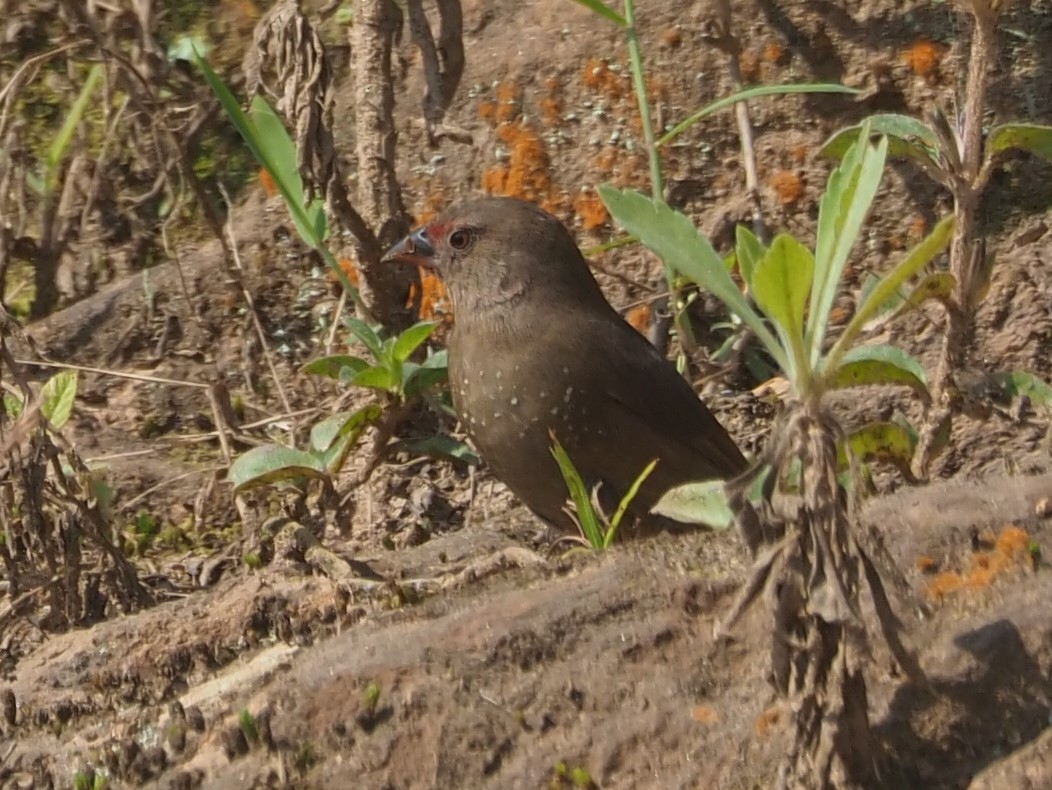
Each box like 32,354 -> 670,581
383,197 -> 603,317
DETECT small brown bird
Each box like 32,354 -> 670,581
384,197 -> 747,532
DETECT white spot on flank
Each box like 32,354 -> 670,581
564,386 -> 574,403
510,397 -> 519,406
495,370 -> 502,380
540,390 -> 548,398
550,407 -> 559,416
563,367 -> 570,375
493,412 -> 503,419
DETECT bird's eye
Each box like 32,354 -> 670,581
448,229 -> 473,251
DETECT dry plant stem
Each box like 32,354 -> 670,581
351,0 -> 416,329
725,409 -> 921,789
406,0 -> 465,143
915,7 -> 998,478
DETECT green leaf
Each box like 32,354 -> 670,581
403,363 -> 449,398
3,393 -> 22,419
351,366 -> 398,392
751,234 -> 814,384
392,321 -> 438,362
826,214 -> 954,373
881,272 -> 956,323
550,434 -> 605,548
658,83 -> 860,148
194,52 -> 330,252
608,459 -> 658,539
391,435 -> 480,465
300,355 -> 370,379
312,405 -> 382,471
808,123 -> 888,366
250,96 -> 327,245
988,371 -> 1052,410
45,65 -> 103,195
649,479 -> 734,529
599,186 -> 788,372
734,224 -> 766,285
40,371 -> 78,429
568,0 -> 627,26
228,445 -> 329,493
827,345 -> 929,400
820,113 -> 941,171
344,317 -> 384,360
837,421 -> 916,472
987,123 -> 1052,164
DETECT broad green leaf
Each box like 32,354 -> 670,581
392,435 -> 480,465
658,83 -> 860,148
392,321 -> 439,362
40,371 -> 78,429
808,124 -> 888,365
987,123 -> 1052,164
228,445 -> 329,492
568,0 -> 626,26
826,214 -> 954,372
649,479 -> 734,530
351,366 -> 398,392
550,434 -> 605,548
301,354 -> 370,379
827,345 -> 929,400
313,405 -> 382,471
751,234 -> 814,384
820,113 -> 941,170
599,186 -> 787,372
344,317 -> 384,360
857,271 -> 905,319
310,406 -> 382,454
250,96 -> 327,246
837,421 -> 916,471
734,224 -> 766,285
988,371 -> 1052,410
402,362 -> 449,398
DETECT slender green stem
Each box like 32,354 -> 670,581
623,0 -> 663,199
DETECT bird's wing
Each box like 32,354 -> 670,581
575,314 -> 748,479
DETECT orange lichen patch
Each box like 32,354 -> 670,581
582,58 -> 631,100
488,121 -> 552,200
754,707 -> 782,737
573,190 -> 609,231
927,571 -> 964,600
258,168 -> 278,197
540,191 -> 572,220
996,525 -> 1033,566
539,95 -> 563,126
769,170 -> 804,204
902,41 -> 942,80
327,257 -> 361,287
591,146 -> 619,173
928,525 -> 1034,600
415,268 -> 452,322
625,304 -> 651,335
478,100 -> 497,125
661,27 -> 683,49
915,555 -> 938,574
415,191 -> 448,226
790,143 -> 809,165
692,705 -> 719,725
739,49 -> 762,82
908,215 -> 929,242
764,40 -> 785,64
494,79 -> 524,123
481,165 -> 509,195
645,75 -> 670,105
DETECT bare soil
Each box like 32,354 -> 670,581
4,0 -> 1052,788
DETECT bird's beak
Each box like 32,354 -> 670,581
382,226 -> 436,268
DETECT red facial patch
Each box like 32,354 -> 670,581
426,219 -> 450,244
